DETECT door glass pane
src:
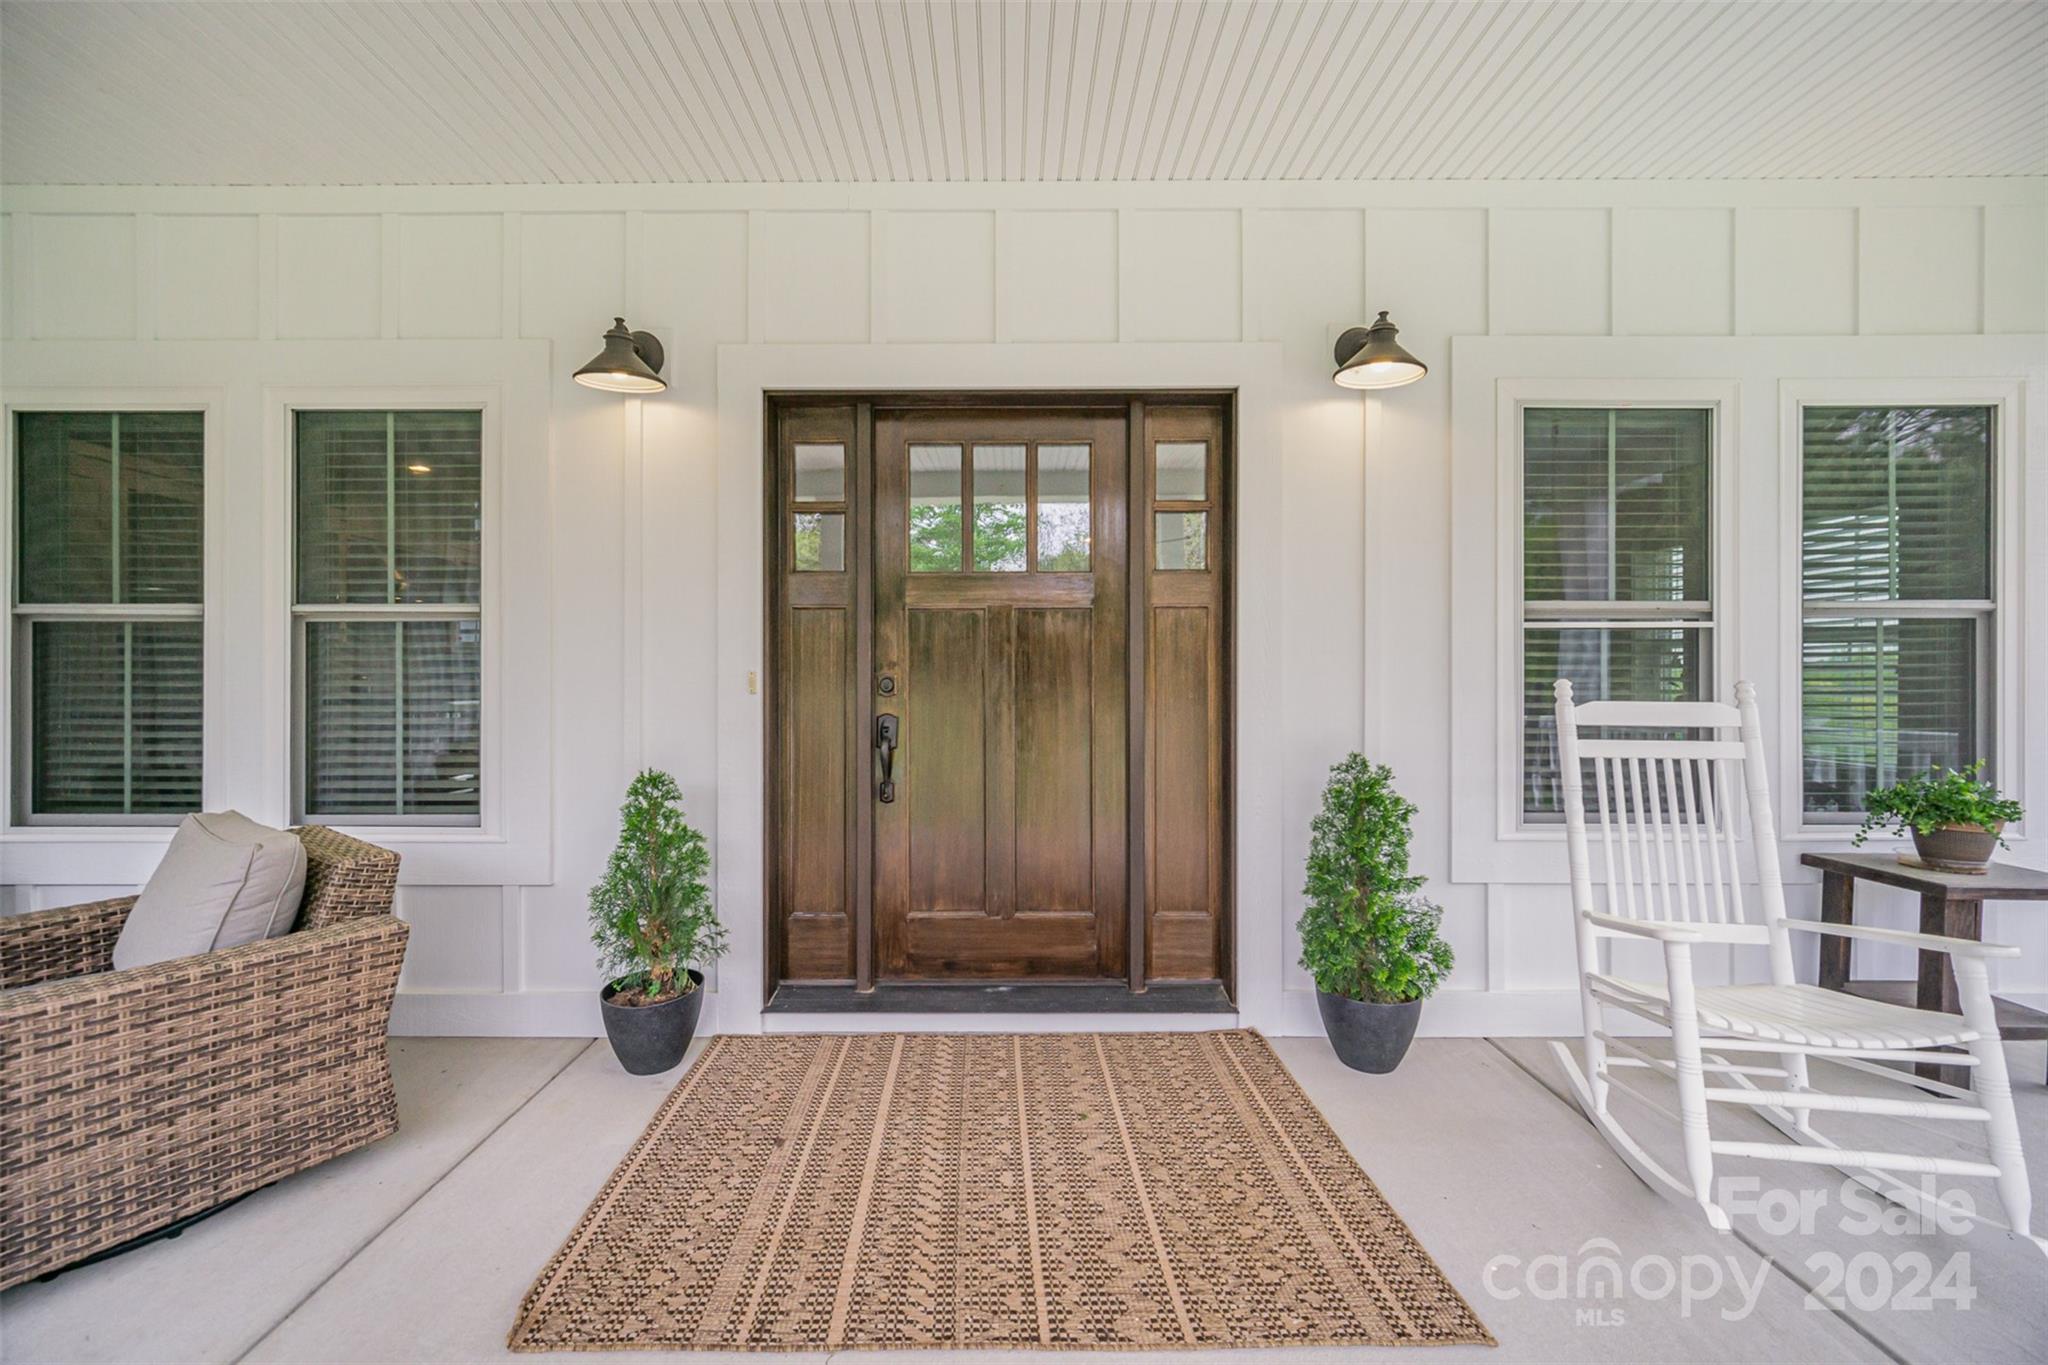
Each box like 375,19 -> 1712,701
972,445 -> 1026,572
793,512 -> 845,571
1156,441 -> 1207,501
909,444 -> 962,572
1522,626 -> 1708,820
1155,511 -> 1208,570
792,442 -> 845,503
1802,616 -> 1977,815
1037,444 -> 1091,570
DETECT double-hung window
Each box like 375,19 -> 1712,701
12,411 -> 204,822
1520,406 -> 1714,821
293,410 -> 482,824
1800,405 -> 1994,818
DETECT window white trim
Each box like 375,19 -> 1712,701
1453,336 -> 2045,889
1482,374 -> 1740,861
1776,377 -> 2027,841
2,387 -> 226,839
0,341 -> 552,887
282,398 -> 490,829
1510,394 -> 1730,828
264,369 -> 549,883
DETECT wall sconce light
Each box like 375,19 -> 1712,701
1332,311 -> 1427,390
573,317 -> 667,393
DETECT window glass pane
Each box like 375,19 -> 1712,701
1802,407 -> 1991,603
792,443 -> 845,503
909,444 -> 962,572
296,411 -> 394,605
31,619 -> 202,814
1155,511 -> 1208,571
1037,444 -> 1091,571
1524,408 -> 1709,603
1156,441 -> 1207,501
1522,626 -> 1709,820
793,512 -> 845,571
393,411 -> 482,604
401,620 -> 482,816
305,620 -> 397,815
120,414 -> 205,604
972,445 -> 1026,572
16,412 -> 204,606
1802,617 -> 1976,816
304,619 -> 480,818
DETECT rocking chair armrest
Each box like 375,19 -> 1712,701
1583,912 -> 1704,944
1786,919 -> 2021,959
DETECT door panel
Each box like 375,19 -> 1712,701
905,608 -> 985,914
1013,608 -> 1093,916
875,409 -> 1128,979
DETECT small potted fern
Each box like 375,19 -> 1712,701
590,770 -> 727,1074
1298,754 -> 1453,1073
1853,761 -> 2023,874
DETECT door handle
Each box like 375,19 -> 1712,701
875,713 -> 899,803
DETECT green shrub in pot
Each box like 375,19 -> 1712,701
1852,762 -> 2023,873
1297,754 -> 1453,1072
589,769 -> 727,1072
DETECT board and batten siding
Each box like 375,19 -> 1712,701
1,181 -> 2044,1035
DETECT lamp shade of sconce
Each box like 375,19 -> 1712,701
573,317 -> 667,393
1332,311 -> 1427,390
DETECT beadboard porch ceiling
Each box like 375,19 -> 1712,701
1,0 -> 2044,187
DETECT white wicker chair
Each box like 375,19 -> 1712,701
1549,679 -> 2044,1259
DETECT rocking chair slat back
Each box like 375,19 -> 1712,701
1556,680 -> 1793,976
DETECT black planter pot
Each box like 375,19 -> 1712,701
1316,989 -> 1422,1074
600,969 -> 705,1075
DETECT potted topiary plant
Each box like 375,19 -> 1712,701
1297,754 -> 1454,1073
589,769 -> 727,1074
1853,761 -> 2024,874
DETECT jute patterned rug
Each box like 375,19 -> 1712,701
510,1030 -> 1492,1352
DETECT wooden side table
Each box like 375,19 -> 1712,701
1801,851 -> 2048,1089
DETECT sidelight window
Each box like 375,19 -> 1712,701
12,410 -> 205,821
1153,440 -> 1210,570
293,409 -> 482,824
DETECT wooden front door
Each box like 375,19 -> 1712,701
767,396 -> 1230,997
872,409 -> 1129,978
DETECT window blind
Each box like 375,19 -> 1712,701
1800,406 -> 1992,815
295,410 -> 482,822
14,411 -> 204,819
1521,407 -> 1713,820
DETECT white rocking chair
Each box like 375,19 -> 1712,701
1549,679 -> 2045,1259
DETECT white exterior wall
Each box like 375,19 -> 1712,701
1,179 -> 2044,1037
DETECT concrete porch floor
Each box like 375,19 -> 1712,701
3,1033 -> 2043,1365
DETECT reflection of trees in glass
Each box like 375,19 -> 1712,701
974,501 -> 1027,571
792,512 -> 841,571
910,501 -> 961,571
1038,503 -> 1090,569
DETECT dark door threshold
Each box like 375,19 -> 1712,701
765,980 -> 1235,1015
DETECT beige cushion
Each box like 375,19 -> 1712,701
111,813 -> 309,970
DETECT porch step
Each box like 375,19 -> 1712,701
764,981 -> 1236,1015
